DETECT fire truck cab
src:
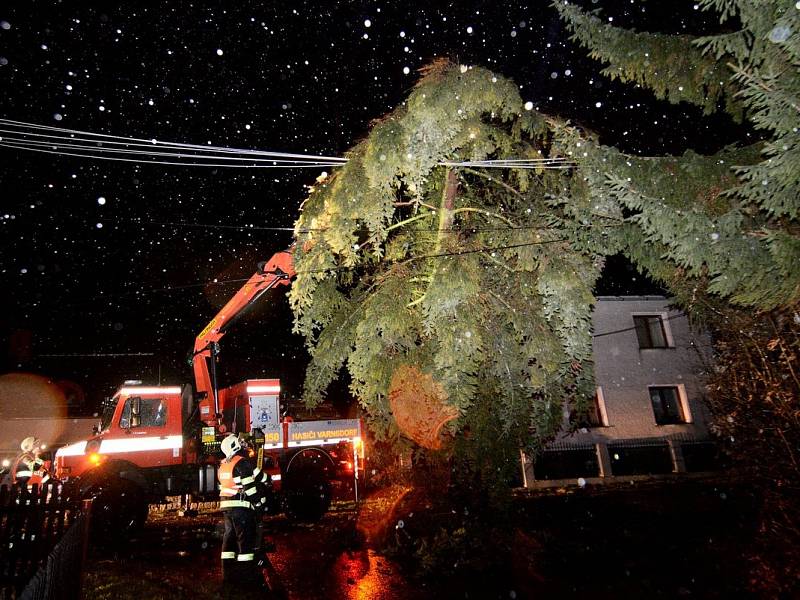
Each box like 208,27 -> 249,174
54,247 -> 364,538
56,378 -> 363,537
56,383 -> 192,486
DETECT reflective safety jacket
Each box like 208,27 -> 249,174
217,453 -> 269,510
14,454 -> 51,488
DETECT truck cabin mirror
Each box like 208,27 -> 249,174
130,396 -> 142,428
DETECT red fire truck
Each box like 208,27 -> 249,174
55,248 -> 364,536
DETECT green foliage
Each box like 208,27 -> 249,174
291,0 -> 798,473
552,2 -> 742,118
551,126 -> 800,308
553,0 -> 800,310
291,61 -> 600,454
555,3 -> 800,592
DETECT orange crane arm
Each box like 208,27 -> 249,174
192,247 -> 295,424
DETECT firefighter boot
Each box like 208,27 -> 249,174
244,563 -> 271,595
221,558 -> 236,584
221,561 -> 250,599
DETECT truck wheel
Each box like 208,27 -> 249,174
87,477 -> 148,544
283,458 -> 332,522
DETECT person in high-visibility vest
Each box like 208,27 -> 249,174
218,434 -> 269,590
13,436 -> 52,488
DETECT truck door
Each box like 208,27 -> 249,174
104,394 -> 184,467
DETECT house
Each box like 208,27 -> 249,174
521,296 -> 719,488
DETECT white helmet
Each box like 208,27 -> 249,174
20,436 -> 40,453
220,434 -> 242,459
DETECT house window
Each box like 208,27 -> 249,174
649,386 -> 687,425
633,314 -> 671,348
574,387 -> 609,428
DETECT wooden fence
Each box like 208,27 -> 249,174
0,483 -> 90,599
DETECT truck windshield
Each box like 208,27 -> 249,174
99,397 -> 119,432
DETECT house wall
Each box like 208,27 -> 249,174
576,296 -> 713,444
523,296 -> 717,487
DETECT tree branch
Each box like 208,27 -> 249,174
462,167 -> 526,199
385,212 -> 436,234
451,207 -> 517,227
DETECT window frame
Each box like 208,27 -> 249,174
648,384 -> 692,425
632,312 -> 674,349
595,386 -> 610,427
574,387 -> 610,429
119,396 -> 168,429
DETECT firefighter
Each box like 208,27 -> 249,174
14,436 -> 52,488
218,433 -> 270,592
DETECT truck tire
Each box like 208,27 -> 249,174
75,461 -> 150,545
283,451 -> 332,522
88,476 -> 149,544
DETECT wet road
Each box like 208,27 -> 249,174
262,490 -> 435,600
84,477 -> 755,600
266,510 -> 430,600
84,486 -> 437,600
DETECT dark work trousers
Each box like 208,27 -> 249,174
221,507 -> 258,583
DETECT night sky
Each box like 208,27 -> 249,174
0,1 -> 740,412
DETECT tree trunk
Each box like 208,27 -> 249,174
436,169 -> 459,247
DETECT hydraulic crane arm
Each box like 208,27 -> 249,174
192,247 -> 295,424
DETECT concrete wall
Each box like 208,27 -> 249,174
522,297 -> 718,487
550,296 -> 713,448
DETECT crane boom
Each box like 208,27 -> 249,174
192,247 -> 295,423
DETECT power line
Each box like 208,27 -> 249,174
0,118 -> 576,170
0,118 -> 348,161
15,238 -> 569,309
0,140 -> 344,168
396,238 -> 565,264
0,117 -> 347,168
0,135 -> 347,165
591,311 -> 686,340
442,159 -> 575,169
136,238 -> 567,293
37,352 -> 156,357
150,221 -> 297,232
147,220 -> 556,234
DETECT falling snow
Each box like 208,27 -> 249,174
0,0 -> 735,439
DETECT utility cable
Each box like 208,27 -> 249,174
37,352 -> 156,357
0,118 -> 576,169
2,118 -> 574,165
147,220 -> 558,234
0,118 -> 348,161
136,238 -> 568,293
591,311 -> 689,340
0,137 -> 573,169
14,238 -> 569,309
0,134 -> 347,165
0,141 -> 344,168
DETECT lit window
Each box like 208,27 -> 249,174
649,386 -> 686,425
633,315 -> 670,349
